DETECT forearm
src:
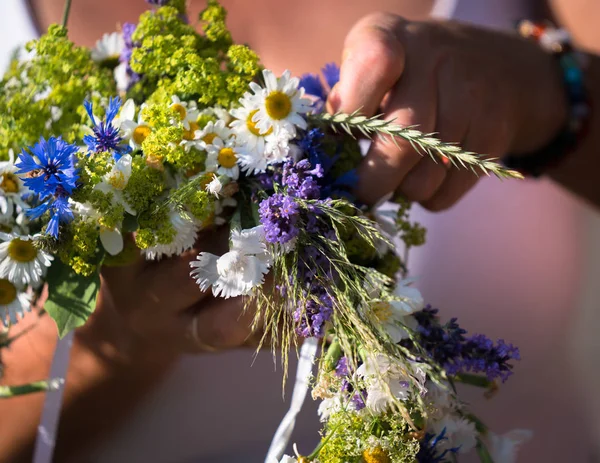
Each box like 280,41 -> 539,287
0,302 -> 178,462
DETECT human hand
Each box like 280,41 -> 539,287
330,14 -> 568,210
92,229 -> 257,358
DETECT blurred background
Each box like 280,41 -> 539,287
1,0 -> 600,461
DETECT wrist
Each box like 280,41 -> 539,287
511,36 -> 569,155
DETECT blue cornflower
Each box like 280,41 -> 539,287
321,62 -> 340,89
298,73 -> 326,101
84,97 -> 131,159
16,137 -> 80,238
297,129 -> 358,199
417,429 -> 460,463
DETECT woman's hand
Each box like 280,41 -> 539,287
96,228 -> 257,357
330,14 -> 568,210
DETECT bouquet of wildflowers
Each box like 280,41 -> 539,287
0,0 -> 528,461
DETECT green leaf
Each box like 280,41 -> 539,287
44,259 -> 100,338
122,213 -> 139,233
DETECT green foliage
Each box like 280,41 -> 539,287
130,5 -> 260,107
0,25 -> 115,158
317,410 -> 420,463
44,259 -> 101,337
123,156 -> 166,213
57,218 -> 101,276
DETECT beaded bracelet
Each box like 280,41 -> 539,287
502,20 -> 591,178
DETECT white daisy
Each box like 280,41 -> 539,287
197,120 -> 231,147
236,129 -> 297,175
0,150 -> 30,219
372,281 -> 423,343
249,69 -> 311,136
0,280 -> 31,327
143,208 -> 198,260
356,354 -> 426,414
91,32 -> 124,63
205,137 -> 241,180
94,154 -> 136,215
118,99 -> 152,150
0,233 -> 53,287
70,201 -> 124,256
170,95 -> 200,131
190,225 -> 271,299
230,96 -> 270,156
431,415 -> 478,454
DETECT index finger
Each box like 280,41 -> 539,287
329,12 -> 406,117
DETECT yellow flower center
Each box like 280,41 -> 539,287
202,132 -> 217,145
132,125 -> 151,145
362,447 -> 391,463
265,91 -> 292,120
246,109 -> 272,136
171,103 -> 187,120
8,238 -> 37,263
183,121 -> 200,141
372,301 -> 393,323
108,171 -> 127,190
218,148 -> 237,168
1,173 -> 19,193
0,279 -> 17,305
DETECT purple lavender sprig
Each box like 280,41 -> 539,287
409,306 -> 520,382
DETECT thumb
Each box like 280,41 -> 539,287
329,12 -> 406,116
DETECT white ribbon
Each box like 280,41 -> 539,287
265,337 -> 319,463
33,331 -> 74,463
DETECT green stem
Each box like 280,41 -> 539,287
306,423 -> 342,460
0,379 -> 63,398
62,0 -> 73,28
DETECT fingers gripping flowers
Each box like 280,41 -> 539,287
0,2 -> 524,461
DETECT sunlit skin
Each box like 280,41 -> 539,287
0,0 -> 599,461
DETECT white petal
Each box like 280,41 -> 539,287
190,252 -> 219,292
100,228 -> 124,256
488,430 -> 533,463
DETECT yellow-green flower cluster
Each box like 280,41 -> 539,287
140,102 -> 206,172
394,197 -> 426,249
130,2 -> 260,108
57,219 -> 101,277
0,25 -> 115,159
317,411 -> 420,463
